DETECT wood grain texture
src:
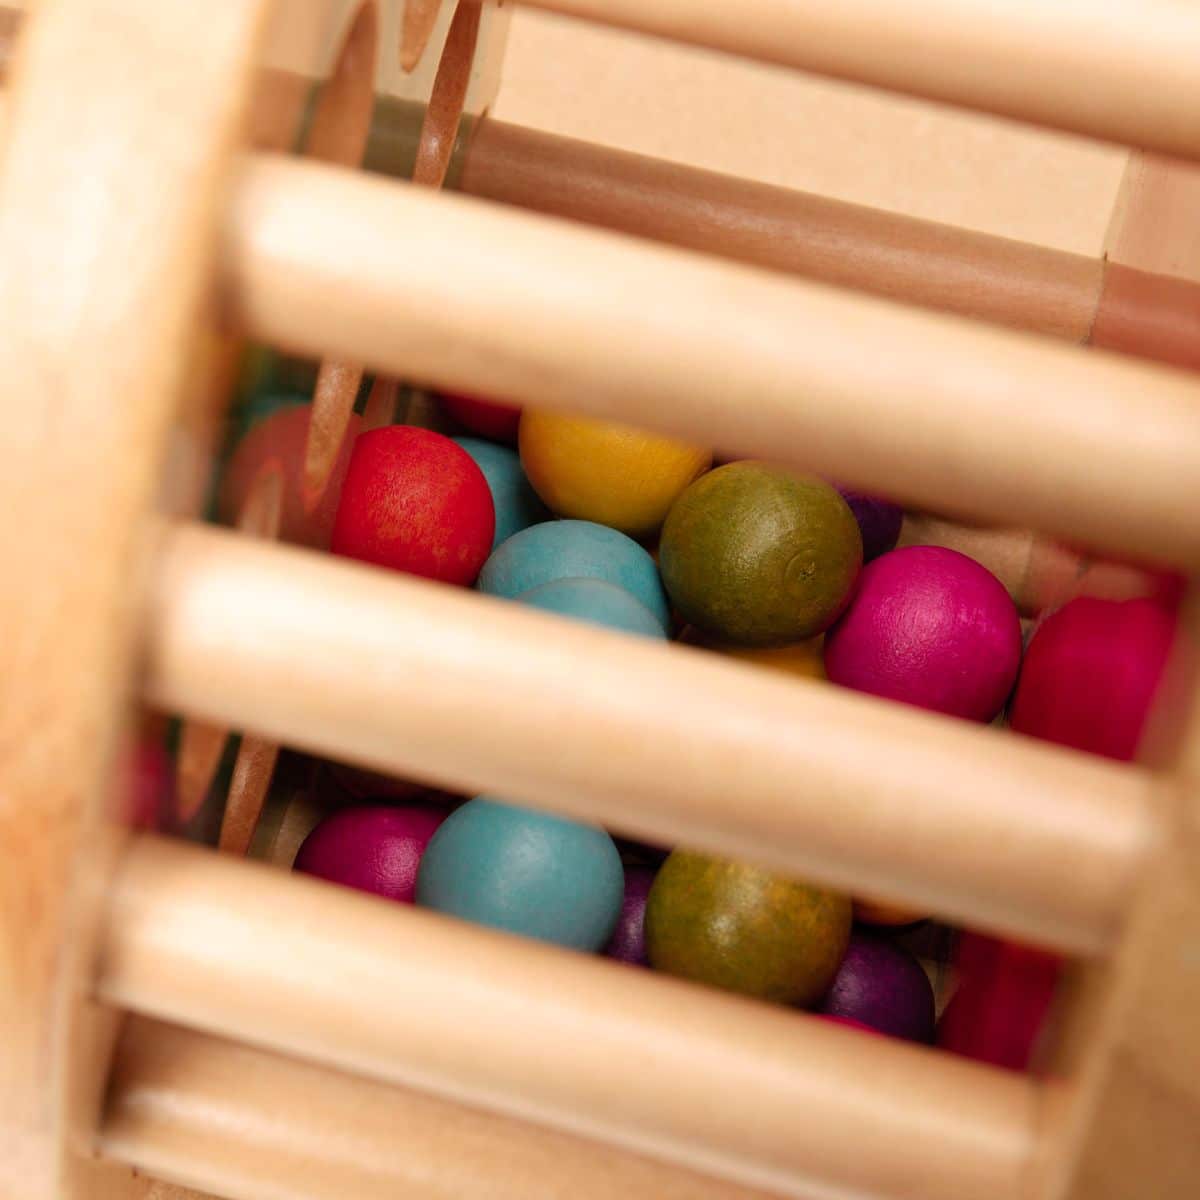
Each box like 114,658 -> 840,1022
225,156 -> 1200,570
461,118 -> 1105,342
144,523 -> 1153,953
102,1017 -> 783,1200
521,0 -> 1200,160
0,0 -> 272,1197
99,837 -> 1039,1200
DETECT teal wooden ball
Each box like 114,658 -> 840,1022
478,519 -> 670,631
415,798 -> 625,951
517,577 -> 666,640
452,436 -> 549,548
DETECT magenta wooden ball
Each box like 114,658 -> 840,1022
604,865 -> 656,966
294,804 -> 448,903
824,546 -> 1022,721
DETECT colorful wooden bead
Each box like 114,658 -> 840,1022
818,932 -> 936,1042
479,519 -> 670,631
294,804 -> 448,903
439,391 -> 522,444
1009,596 -> 1175,761
659,463 -> 862,647
834,486 -> 904,562
452,436 -> 549,548
517,577 -> 666,640
331,426 -> 495,585
519,410 -> 711,538
644,851 -> 852,1005
220,403 -> 361,549
824,545 -> 1022,721
604,865 -> 656,966
416,798 -> 624,951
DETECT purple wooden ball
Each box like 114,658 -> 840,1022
824,545 -> 1022,722
604,865 -> 656,965
294,804 -> 447,903
835,487 -> 904,562
819,932 -> 935,1042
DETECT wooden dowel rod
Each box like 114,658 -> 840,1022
99,836 -> 1038,1200
460,119 -> 1106,342
226,156 -> 1200,570
102,1017 -> 783,1200
521,0 -> 1200,160
144,523 -> 1154,953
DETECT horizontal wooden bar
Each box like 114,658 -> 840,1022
225,155 -> 1200,570
522,0 -> 1200,159
98,836 -> 1039,1200
102,1016 -> 777,1200
460,118 -> 1106,342
143,522 -> 1154,953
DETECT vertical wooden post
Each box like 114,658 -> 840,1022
1034,151 -> 1200,1200
0,0 -> 273,1197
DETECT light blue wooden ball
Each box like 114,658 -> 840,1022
478,519 -> 670,631
415,798 -> 625,951
517,577 -> 666,640
452,436 -> 549,549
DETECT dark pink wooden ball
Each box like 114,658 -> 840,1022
834,487 -> 903,562
1009,596 -> 1175,762
294,804 -> 447,903
824,546 -> 1022,722
604,865 -> 657,965
818,932 -> 935,1042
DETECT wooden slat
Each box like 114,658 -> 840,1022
522,0 -> 1200,160
143,523 -> 1153,953
98,836 -> 1038,1200
461,118 -> 1107,342
225,155 -> 1200,570
101,1016 -> 781,1200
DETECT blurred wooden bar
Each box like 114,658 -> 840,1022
103,1017 -> 779,1200
226,156 -> 1200,570
99,837 -> 1039,1200
521,0 -> 1200,160
144,523 -> 1154,952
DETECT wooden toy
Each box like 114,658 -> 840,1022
331,425 -> 495,584
659,463 -> 861,646
294,803 -> 448,902
452,435 -> 548,547
416,798 -> 625,950
1009,596 -> 1176,761
478,518 -> 670,630
825,546 -> 1023,722
4,3 -> 1200,1199
817,932 -> 936,1043
604,864 -> 656,966
518,410 -> 711,538
644,851 -> 852,1005
517,577 -> 666,640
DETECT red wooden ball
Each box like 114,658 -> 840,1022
331,426 -> 495,585
439,391 -> 522,444
1009,596 -> 1175,762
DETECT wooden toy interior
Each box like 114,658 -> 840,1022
0,3 -> 1198,1200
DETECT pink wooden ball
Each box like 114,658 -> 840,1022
1009,596 -> 1175,761
294,804 -> 448,903
824,546 -> 1022,722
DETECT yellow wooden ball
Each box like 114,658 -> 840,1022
519,410 -> 711,538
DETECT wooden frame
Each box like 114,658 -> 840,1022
1,2 -> 1198,1199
